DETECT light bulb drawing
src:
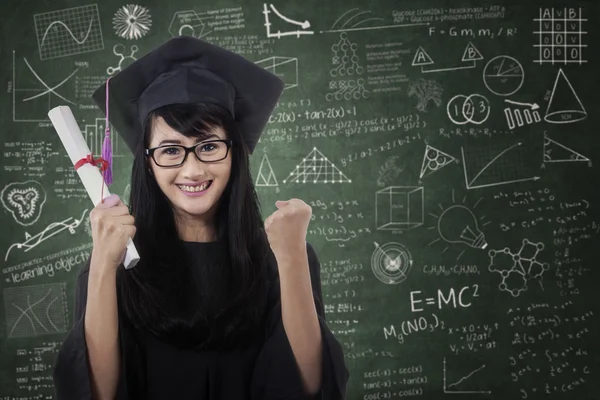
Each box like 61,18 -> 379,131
437,205 -> 487,249
428,191 -> 490,260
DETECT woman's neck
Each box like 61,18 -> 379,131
174,213 -> 217,242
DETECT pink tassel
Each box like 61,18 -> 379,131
101,127 -> 113,185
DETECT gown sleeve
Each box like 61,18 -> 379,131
251,242 -> 350,400
51,258 -> 129,399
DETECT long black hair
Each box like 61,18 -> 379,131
116,103 -> 270,352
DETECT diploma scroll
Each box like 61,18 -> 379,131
48,106 -> 140,269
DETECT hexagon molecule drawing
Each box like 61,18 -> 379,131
488,239 -> 550,297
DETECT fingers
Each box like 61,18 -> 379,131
98,194 -> 121,208
123,225 -> 137,239
112,214 -> 135,226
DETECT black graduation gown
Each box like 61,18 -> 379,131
52,241 -> 349,399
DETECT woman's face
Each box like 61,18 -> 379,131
147,116 -> 232,224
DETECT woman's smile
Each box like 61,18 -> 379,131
176,180 -> 213,196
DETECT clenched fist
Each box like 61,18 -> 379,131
264,198 -> 312,263
89,194 -> 136,271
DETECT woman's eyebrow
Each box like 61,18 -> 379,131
156,134 -> 221,146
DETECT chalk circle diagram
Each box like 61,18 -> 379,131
544,68 -> 587,124
483,56 -> 524,96
1,181 -> 46,226
447,94 -> 491,125
371,241 -> 413,284
327,32 -> 369,101
112,4 -> 152,40
488,239 -> 550,297
420,145 -> 458,179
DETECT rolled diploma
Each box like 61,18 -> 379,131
48,105 -> 140,269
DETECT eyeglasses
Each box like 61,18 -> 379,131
145,140 -> 233,167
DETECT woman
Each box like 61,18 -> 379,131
52,36 -> 349,399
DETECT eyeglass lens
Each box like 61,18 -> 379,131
154,142 -> 228,166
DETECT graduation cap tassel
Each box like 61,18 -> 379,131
101,77 -> 113,185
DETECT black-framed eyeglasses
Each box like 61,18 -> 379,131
145,139 -> 233,167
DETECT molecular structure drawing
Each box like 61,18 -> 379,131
487,239 -> 549,297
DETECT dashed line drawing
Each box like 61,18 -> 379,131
488,239 -> 550,297
503,100 -> 541,130
443,357 -> 491,394
543,133 -> 590,164
107,44 -> 139,75
483,56 -> 524,96
408,78 -> 443,112
5,209 -> 88,262
4,283 -> 68,338
534,7 -> 587,65
327,32 -> 369,101
376,186 -> 423,231
263,3 -> 313,38
12,51 -> 79,122
420,145 -> 458,179
169,10 -> 212,38
371,241 -> 413,284
255,154 -> 278,187
321,7 -> 428,34
255,56 -> 298,90
283,148 -> 351,183
447,94 -> 490,125
428,190 -> 489,261
412,42 -> 483,74
1,181 -> 46,226
34,4 -> 104,60
544,68 -> 587,124
113,4 -> 152,40
377,156 -> 403,187
461,144 -> 540,190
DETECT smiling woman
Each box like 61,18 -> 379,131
143,104 -> 235,238
51,36 -> 349,400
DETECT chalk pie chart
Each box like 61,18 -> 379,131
371,242 -> 413,284
483,56 -> 524,96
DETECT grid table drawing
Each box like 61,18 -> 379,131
34,4 -> 104,60
534,7 -> 587,65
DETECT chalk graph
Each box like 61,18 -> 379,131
4,283 -> 68,338
34,4 -> 104,60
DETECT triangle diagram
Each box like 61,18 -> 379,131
284,148 -> 351,183
412,46 -> 434,66
461,42 -> 483,62
543,134 -> 590,162
255,154 -> 278,186
544,69 -> 587,124
420,145 -> 457,179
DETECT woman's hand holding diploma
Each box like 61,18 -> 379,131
89,194 -> 137,271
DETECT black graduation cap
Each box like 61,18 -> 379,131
91,36 -> 284,155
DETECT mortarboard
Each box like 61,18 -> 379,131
91,36 -> 284,155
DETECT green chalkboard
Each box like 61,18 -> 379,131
1,0 -> 599,398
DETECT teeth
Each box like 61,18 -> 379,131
178,181 -> 210,192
